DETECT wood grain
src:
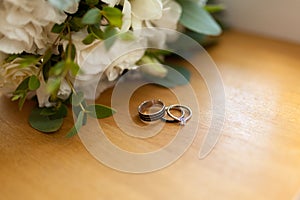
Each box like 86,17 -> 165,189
1,30 -> 300,200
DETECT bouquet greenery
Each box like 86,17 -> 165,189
0,0 -> 222,136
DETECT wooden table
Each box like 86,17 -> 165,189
1,30 -> 300,200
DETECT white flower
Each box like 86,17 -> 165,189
101,0 -> 120,7
130,0 -> 182,48
0,58 -> 39,95
0,52 -> 7,65
0,0 -> 67,54
151,0 -> 182,30
36,76 -> 71,107
130,0 -> 163,21
101,0 -> 163,33
70,30 -> 146,99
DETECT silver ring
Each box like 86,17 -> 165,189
167,104 -> 192,125
161,106 -> 185,123
138,99 -> 165,122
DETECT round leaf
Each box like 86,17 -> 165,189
29,107 -> 64,133
28,75 -> 40,91
82,8 -> 102,25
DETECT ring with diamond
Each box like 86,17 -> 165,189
138,99 -> 166,122
161,106 -> 185,123
166,104 -> 192,125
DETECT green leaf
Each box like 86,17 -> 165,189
87,104 -> 116,119
12,77 -> 30,110
82,33 -> 96,45
71,91 -> 84,106
47,78 -> 61,94
28,75 -> 40,91
72,100 -> 87,125
103,26 -> 118,50
29,107 -> 64,133
177,0 -> 221,35
86,0 -> 99,6
11,94 -> 22,101
18,95 -> 27,111
18,56 -> 40,68
119,32 -> 135,41
69,17 -> 85,32
42,49 -> 52,65
185,30 -> 218,47
40,107 -> 57,116
82,8 -> 102,25
50,104 -> 68,119
66,111 -> 84,137
88,25 -> 104,39
101,7 -> 123,28
49,61 -> 65,76
68,60 -> 80,76
204,4 -> 225,13
51,23 -> 65,33
5,54 -> 19,62
15,76 -> 30,91
142,64 -> 191,88
66,43 -> 76,61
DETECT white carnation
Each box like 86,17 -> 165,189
0,0 -> 67,54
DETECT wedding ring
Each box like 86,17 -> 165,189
161,106 -> 185,123
167,104 -> 192,125
138,99 -> 165,122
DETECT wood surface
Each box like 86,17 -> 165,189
1,30 -> 300,200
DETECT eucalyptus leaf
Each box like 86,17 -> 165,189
82,8 -> 102,25
47,78 -> 61,94
28,75 -> 40,91
103,26 -> 118,50
29,107 -> 64,133
89,25 -> 104,39
101,7 -> 123,28
82,33 -> 96,45
66,111 -> 84,137
40,107 -> 57,116
69,17 -> 85,32
68,61 -> 80,76
51,23 -> 65,33
18,56 -> 39,68
15,76 -> 30,91
66,43 -> 76,61
71,91 -> 85,106
49,61 -> 65,76
177,0 -> 221,35
87,104 -> 116,119
50,104 -> 68,119
86,0 -> 99,6
204,4 -> 225,13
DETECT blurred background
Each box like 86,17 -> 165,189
218,0 -> 300,43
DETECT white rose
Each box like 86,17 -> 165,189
0,0 -> 67,54
0,58 -> 39,95
69,30 -> 146,99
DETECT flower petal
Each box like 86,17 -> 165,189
131,0 -> 163,20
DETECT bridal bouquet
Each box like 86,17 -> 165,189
0,0 -> 222,136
